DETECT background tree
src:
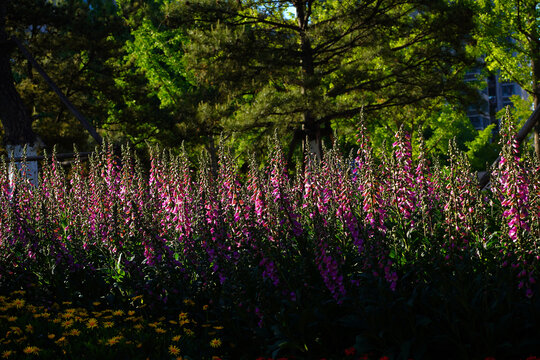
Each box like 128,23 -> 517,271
162,0 -> 478,162
474,0 -> 540,159
0,0 -> 37,150
4,0 -> 123,152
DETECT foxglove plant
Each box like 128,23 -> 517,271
492,110 -> 531,246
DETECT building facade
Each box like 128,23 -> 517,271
465,69 -> 528,130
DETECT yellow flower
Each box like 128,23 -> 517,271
9,326 -> 23,336
86,318 -> 98,329
25,324 -> 33,333
61,319 -> 74,328
209,338 -> 222,348
158,316 -> 166,321
1,350 -> 13,358
183,328 -> 194,336
47,333 -> 55,339
169,320 -> 178,325
155,327 -> 167,334
92,302 -> 101,306
7,316 -> 17,322
134,324 -> 144,330
104,321 -> 114,328
112,310 -> 124,316
202,305 -> 209,311
41,312 -> 51,319
55,337 -> 67,346
106,336 -> 122,346
62,301 -> 72,305
213,326 -> 224,330
15,336 -> 27,344
183,299 -> 195,306
22,346 -> 40,355
11,299 -> 25,309
168,345 -> 181,355
69,329 -> 81,336
52,318 -> 61,324
11,290 -> 25,296
128,310 -> 136,316
172,335 -> 181,342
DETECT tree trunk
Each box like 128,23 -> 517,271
0,1 -> 39,184
297,0 -> 322,160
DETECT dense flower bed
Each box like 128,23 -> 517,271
0,113 -> 539,359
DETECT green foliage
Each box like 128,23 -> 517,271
166,0 -> 478,160
473,0 -> 539,95
465,124 -> 498,170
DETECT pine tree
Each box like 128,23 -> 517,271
165,0 -> 477,159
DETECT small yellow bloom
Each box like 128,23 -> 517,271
9,326 -> 22,336
134,324 -> 144,330
128,310 -> 136,316
62,301 -> 72,305
168,344 -> 181,355
183,328 -> 194,336
86,318 -> 98,329
1,350 -> 13,358
11,290 -> 25,296
12,299 -> 25,309
169,320 -> 177,325
52,318 -> 61,324
22,346 -> 40,355
48,334 -> 55,339
55,337 -> 67,346
25,324 -> 33,333
69,329 -> 81,336
104,321 -> 114,328
7,316 -> 17,322
202,305 -> 209,311
106,336 -> 122,346
15,336 -> 27,344
172,335 -> 181,342
155,327 -> 167,334
183,299 -> 195,306
92,302 -> 101,306
112,310 -> 124,316
213,326 -> 224,330
62,312 -> 74,319
209,338 -> 222,348
61,319 -> 74,328
41,312 -> 51,318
